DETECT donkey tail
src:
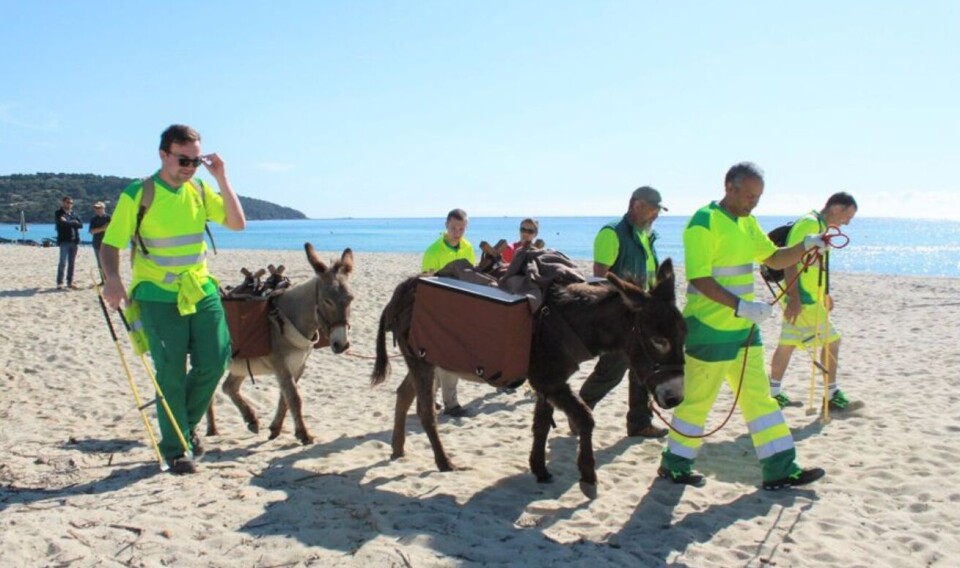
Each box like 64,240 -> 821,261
370,308 -> 391,386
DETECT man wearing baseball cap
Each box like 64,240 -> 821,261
578,185 -> 669,438
88,201 -> 111,274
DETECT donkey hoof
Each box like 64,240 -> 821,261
247,421 -> 260,434
268,429 -> 282,440
297,433 -> 314,445
579,480 -> 598,499
205,426 -> 219,437
535,472 -> 554,484
390,451 -> 405,461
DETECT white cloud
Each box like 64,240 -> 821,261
256,161 -> 296,173
0,103 -> 59,131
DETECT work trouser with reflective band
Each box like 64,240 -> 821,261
661,348 -> 797,481
778,302 -> 840,347
139,294 -> 231,459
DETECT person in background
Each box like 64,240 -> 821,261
769,192 -> 858,410
658,161 -> 826,490
54,196 -> 83,290
100,124 -> 246,475
578,186 -> 669,438
500,218 -> 542,264
422,208 -> 476,418
88,201 -> 111,276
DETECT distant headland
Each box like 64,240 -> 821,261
0,173 -> 307,223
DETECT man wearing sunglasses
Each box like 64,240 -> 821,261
100,124 -> 246,475
578,186 -> 669,439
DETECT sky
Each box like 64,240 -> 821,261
1,1 -> 958,220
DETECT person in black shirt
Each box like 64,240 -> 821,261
88,201 -> 111,275
54,196 -> 83,290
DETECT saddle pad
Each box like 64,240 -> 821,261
409,276 -> 532,387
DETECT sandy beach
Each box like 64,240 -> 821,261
1,244 -> 958,567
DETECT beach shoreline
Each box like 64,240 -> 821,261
1,246 -> 957,566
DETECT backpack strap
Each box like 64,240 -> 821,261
131,176 -> 218,263
131,177 -> 155,261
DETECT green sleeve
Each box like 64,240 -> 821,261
101,180 -> 142,249
748,216 -> 778,263
785,215 -> 819,248
196,178 -> 226,224
683,224 -> 714,280
593,227 -> 619,266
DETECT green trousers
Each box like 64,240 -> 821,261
140,294 -> 231,459
579,351 -> 653,431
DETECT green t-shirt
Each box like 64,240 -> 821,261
785,211 -> 826,305
421,234 -> 476,272
102,173 -> 226,302
683,202 -> 777,361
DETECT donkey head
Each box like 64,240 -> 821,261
608,258 -> 686,409
304,243 -> 355,354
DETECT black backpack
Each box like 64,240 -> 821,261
759,222 -> 794,283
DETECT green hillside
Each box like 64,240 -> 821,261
0,173 -> 307,223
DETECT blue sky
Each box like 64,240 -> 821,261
1,1 -> 957,219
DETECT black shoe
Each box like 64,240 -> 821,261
167,455 -> 198,475
189,430 -> 204,458
442,405 -> 470,418
657,466 -> 706,487
628,424 -> 669,438
762,467 -> 825,491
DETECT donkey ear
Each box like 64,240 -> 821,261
653,258 -> 676,304
607,272 -> 649,310
304,242 -> 329,274
338,248 -> 354,276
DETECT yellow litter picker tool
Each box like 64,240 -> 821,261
92,275 -> 191,469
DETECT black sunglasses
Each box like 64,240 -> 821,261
519,227 -> 537,234
171,153 -> 203,168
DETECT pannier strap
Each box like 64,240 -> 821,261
270,305 -> 320,349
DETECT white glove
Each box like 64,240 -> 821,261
803,233 -> 826,252
736,299 -> 773,326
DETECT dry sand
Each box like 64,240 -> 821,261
1,244 -> 958,567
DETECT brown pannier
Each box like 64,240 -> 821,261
409,276 -> 533,388
222,296 -> 272,359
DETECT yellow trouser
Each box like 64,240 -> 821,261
778,302 -> 840,347
663,347 -> 797,480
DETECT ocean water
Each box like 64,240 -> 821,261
5,216 -> 959,278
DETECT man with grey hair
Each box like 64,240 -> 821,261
658,161 -> 827,490
578,185 -> 669,438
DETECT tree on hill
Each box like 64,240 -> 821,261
0,173 -> 307,223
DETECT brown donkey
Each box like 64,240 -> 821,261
207,244 -> 354,444
371,259 -> 686,491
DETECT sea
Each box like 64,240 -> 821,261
5,216 -> 959,278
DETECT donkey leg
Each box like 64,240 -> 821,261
222,372 -> 260,434
205,397 -> 219,437
549,387 -> 597,487
287,370 -> 314,445
529,393 -> 555,483
412,365 -> 455,471
391,371 -> 417,460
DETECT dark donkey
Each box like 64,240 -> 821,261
206,244 -> 354,444
371,259 -> 685,490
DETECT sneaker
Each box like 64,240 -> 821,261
762,467 -> 825,491
828,389 -> 850,410
773,392 -> 791,409
442,405 -> 471,418
657,466 -> 706,487
628,424 -> 668,438
189,430 -> 204,458
167,455 -> 198,475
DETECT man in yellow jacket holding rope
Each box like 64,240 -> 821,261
769,192 -> 858,410
658,162 -> 827,491
100,124 -> 246,475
